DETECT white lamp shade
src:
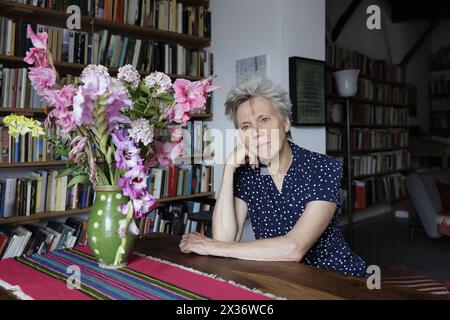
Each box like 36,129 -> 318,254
332,69 -> 359,97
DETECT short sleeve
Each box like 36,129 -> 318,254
233,165 -> 251,204
307,156 -> 343,206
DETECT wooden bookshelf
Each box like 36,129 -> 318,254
430,65 -> 450,136
0,55 -> 204,81
0,192 -> 215,225
0,106 -> 212,121
352,167 -> 413,180
0,107 -> 47,116
327,94 -> 412,109
157,192 -> 214,204
0,0 -> 216,259
0,0 -> 210,48
0,161 -> 67,168
326,66 -> 405,87
327,148 -> 409,156
326,51 -> 413,215
0,207 -> 91,225
326,122 -> 408,129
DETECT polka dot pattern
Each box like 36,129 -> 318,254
233,140 -> 367,278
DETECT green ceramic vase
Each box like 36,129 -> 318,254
87,185 -> 136,269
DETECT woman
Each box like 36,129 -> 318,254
179,76 -> 367,278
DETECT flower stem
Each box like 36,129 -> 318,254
114,201 -> 134,266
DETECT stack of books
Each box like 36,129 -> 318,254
0,67 -> 45,110
0,171 -> 94,218
9,0 -> 212,38
0,126 -> 64,163
0,17 -> 214,78
140,200 -> 212,236
147,164 -> 214,199
326,42 -> 403,82
351,150 -> 410,177
0,217 -> 87,259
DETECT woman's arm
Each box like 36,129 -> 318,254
180,200 -> 336,262
211,142 -> 256,242
211,164 -> 241,242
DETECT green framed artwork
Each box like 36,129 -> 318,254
289,56 -> 325,125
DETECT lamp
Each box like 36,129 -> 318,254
332,69 -> 359,247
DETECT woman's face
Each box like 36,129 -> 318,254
236,96 -> 290,163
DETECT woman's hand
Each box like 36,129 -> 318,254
179,232 -> 217,256
226,141 -> 259,170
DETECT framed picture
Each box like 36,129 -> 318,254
289,57 -> 325,125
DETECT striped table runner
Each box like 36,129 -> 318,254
0,246 -> 277,300
382,266 -> 450,298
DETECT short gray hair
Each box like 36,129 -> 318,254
225,76 -> 292,132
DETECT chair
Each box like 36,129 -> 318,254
406,168 -> 450,241
188,198 -> 216,237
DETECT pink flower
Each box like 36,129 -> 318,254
68,136 -> 88,164
200,76 -> 221,95
117,219 -> 141,238
118,165 -> 148,199
168,77 -> 219,124
164,103 -> 191,125
128,220 -> 140,235
167,125 -> 183,142
28,67 -> 56,95
112,131 -> 142,170
173,78 -> 205,111
24,27 -> 49,67
27,25 -> 48,49
132,192 -> 156,218
117,204 -> 128,215
44,85 -> 77,135
24,47 -> 47,67
153,140 -> 184,166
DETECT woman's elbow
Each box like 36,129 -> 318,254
286,241 -> 304,262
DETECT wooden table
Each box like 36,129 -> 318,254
0,234 -> 439,300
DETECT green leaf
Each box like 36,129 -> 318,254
114,168 -> 123,185
158,93 -> 174,103
67,175 -> 90,188
56,147 -> 69,157
139,82 -> 151,94
58,166 -> 76,178
96,166 -> 111,185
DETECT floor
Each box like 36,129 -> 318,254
346,213 -> 450,283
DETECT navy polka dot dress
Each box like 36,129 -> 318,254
233,140 -> 367,278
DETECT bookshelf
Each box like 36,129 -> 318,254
0,192 -> 214,225
0,0 -> 215,245
429,49 -> 450,136
0,55 -> 205,81
326,43 -> 414,212
0,0 -> 210,48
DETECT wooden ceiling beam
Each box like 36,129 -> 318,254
331,0 -> 362,43
400,18 -> 442,67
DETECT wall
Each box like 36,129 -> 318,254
209,0 -> 326,240
209,0 -> 326,194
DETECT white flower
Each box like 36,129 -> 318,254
144,72 -> 172,94
118,64 -> 140,90
129,118 -> 154,146
81,64 -> 110,83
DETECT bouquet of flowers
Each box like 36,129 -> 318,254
5,26 -> 219,242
